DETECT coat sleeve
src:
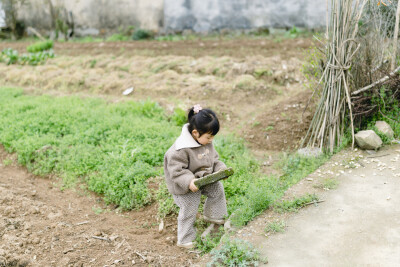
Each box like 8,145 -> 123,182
165,150 -> 194,193
211,144 -> 227,172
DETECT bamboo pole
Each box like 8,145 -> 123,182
303,0 -> 365,153
392,0 -> 400,70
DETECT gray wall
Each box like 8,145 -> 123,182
17,0 -> 163,35
0,2 -> 5,28
10,0 -> 326,35
164,0 -> 326,32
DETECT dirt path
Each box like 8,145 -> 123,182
0,147 -> 200,267
238,144 -> 400,266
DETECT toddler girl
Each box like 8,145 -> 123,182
164,104 -> 228,248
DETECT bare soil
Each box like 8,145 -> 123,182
0,38 -> 316,266
0,147 -> 199,266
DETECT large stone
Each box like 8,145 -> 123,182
375,121 -> 394,139
355,130 -> 383,150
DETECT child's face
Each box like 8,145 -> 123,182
192,130 -> 214,145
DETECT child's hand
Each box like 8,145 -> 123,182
189,179 -> 199,192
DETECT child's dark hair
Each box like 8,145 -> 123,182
188,107 -> 220,136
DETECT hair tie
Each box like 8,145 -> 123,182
193,104 -> 202,114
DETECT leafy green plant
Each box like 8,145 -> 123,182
26,40 -> 54,53
0,87 -> 178,209
195,226 -> 225,254
132,29 -> 153,40
265,220 -> 286,233
207,238 -> 262,267
360,86 -> 400,140
89,59 -> 97,68
1,48 -> 54,66
289,26 -> 299,35
170,107 -> 187,126
156,181 -> 178,218
1,48 -> 19,65
274,194 -> 319,213
2,158 -> 13,166
106,33 -> 130,42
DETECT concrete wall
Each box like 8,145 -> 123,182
17,0 -> 163,35
164,0 -> 326,33
12,0 -> 326,35
0,2 -> 5,28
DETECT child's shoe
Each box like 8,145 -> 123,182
177,241 -> 195,249
203,215 -> 225,225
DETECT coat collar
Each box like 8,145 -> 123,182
175,124 -> 201,150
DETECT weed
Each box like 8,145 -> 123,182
170,108 -> 187,127
2,158 -> 12,166
26,40 -> 54,53
370,125 -> 392,144
195,225 -> 225,254
106,34 -> 130,42
289,26 -> 299,35
265,126 -> 274,131
277,153 -> 328,187
359,86 -> 400,139
156,181 -> 178,218
118,66 -> 130,72
274,194 -> 319,213
265,220 -> 286,233
207,238 -> 262,267
313,178 -> 338,190
89,59 -> 97,68
254,68 -> 273,78
132,29 -> 153,40
92,206 -> 104,214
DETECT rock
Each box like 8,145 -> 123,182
355,130 -> 383,150
146,256 -> 154,263
47,211 -> 62,220
4,206 -> 15,216
30,207 -> 40,214
375,121 -> 394,139
297,147 -> 323,158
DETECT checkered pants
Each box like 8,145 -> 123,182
173,181 -> 227,244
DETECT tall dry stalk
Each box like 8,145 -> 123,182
392,0 -> 400,70
302,0 -> 367,153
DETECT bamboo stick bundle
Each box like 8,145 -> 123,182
302,0 -> 367,153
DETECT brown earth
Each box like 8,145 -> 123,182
0,38 -> 316,266
0,147 -> 197,267
0,38 -> 312,59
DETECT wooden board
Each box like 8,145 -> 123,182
194,167 -> 234,188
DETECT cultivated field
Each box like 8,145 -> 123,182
0,36 -> 321,266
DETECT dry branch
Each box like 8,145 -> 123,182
351,65 -> 400,95
91,235 -> 110,242
392,0 -> 400,70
